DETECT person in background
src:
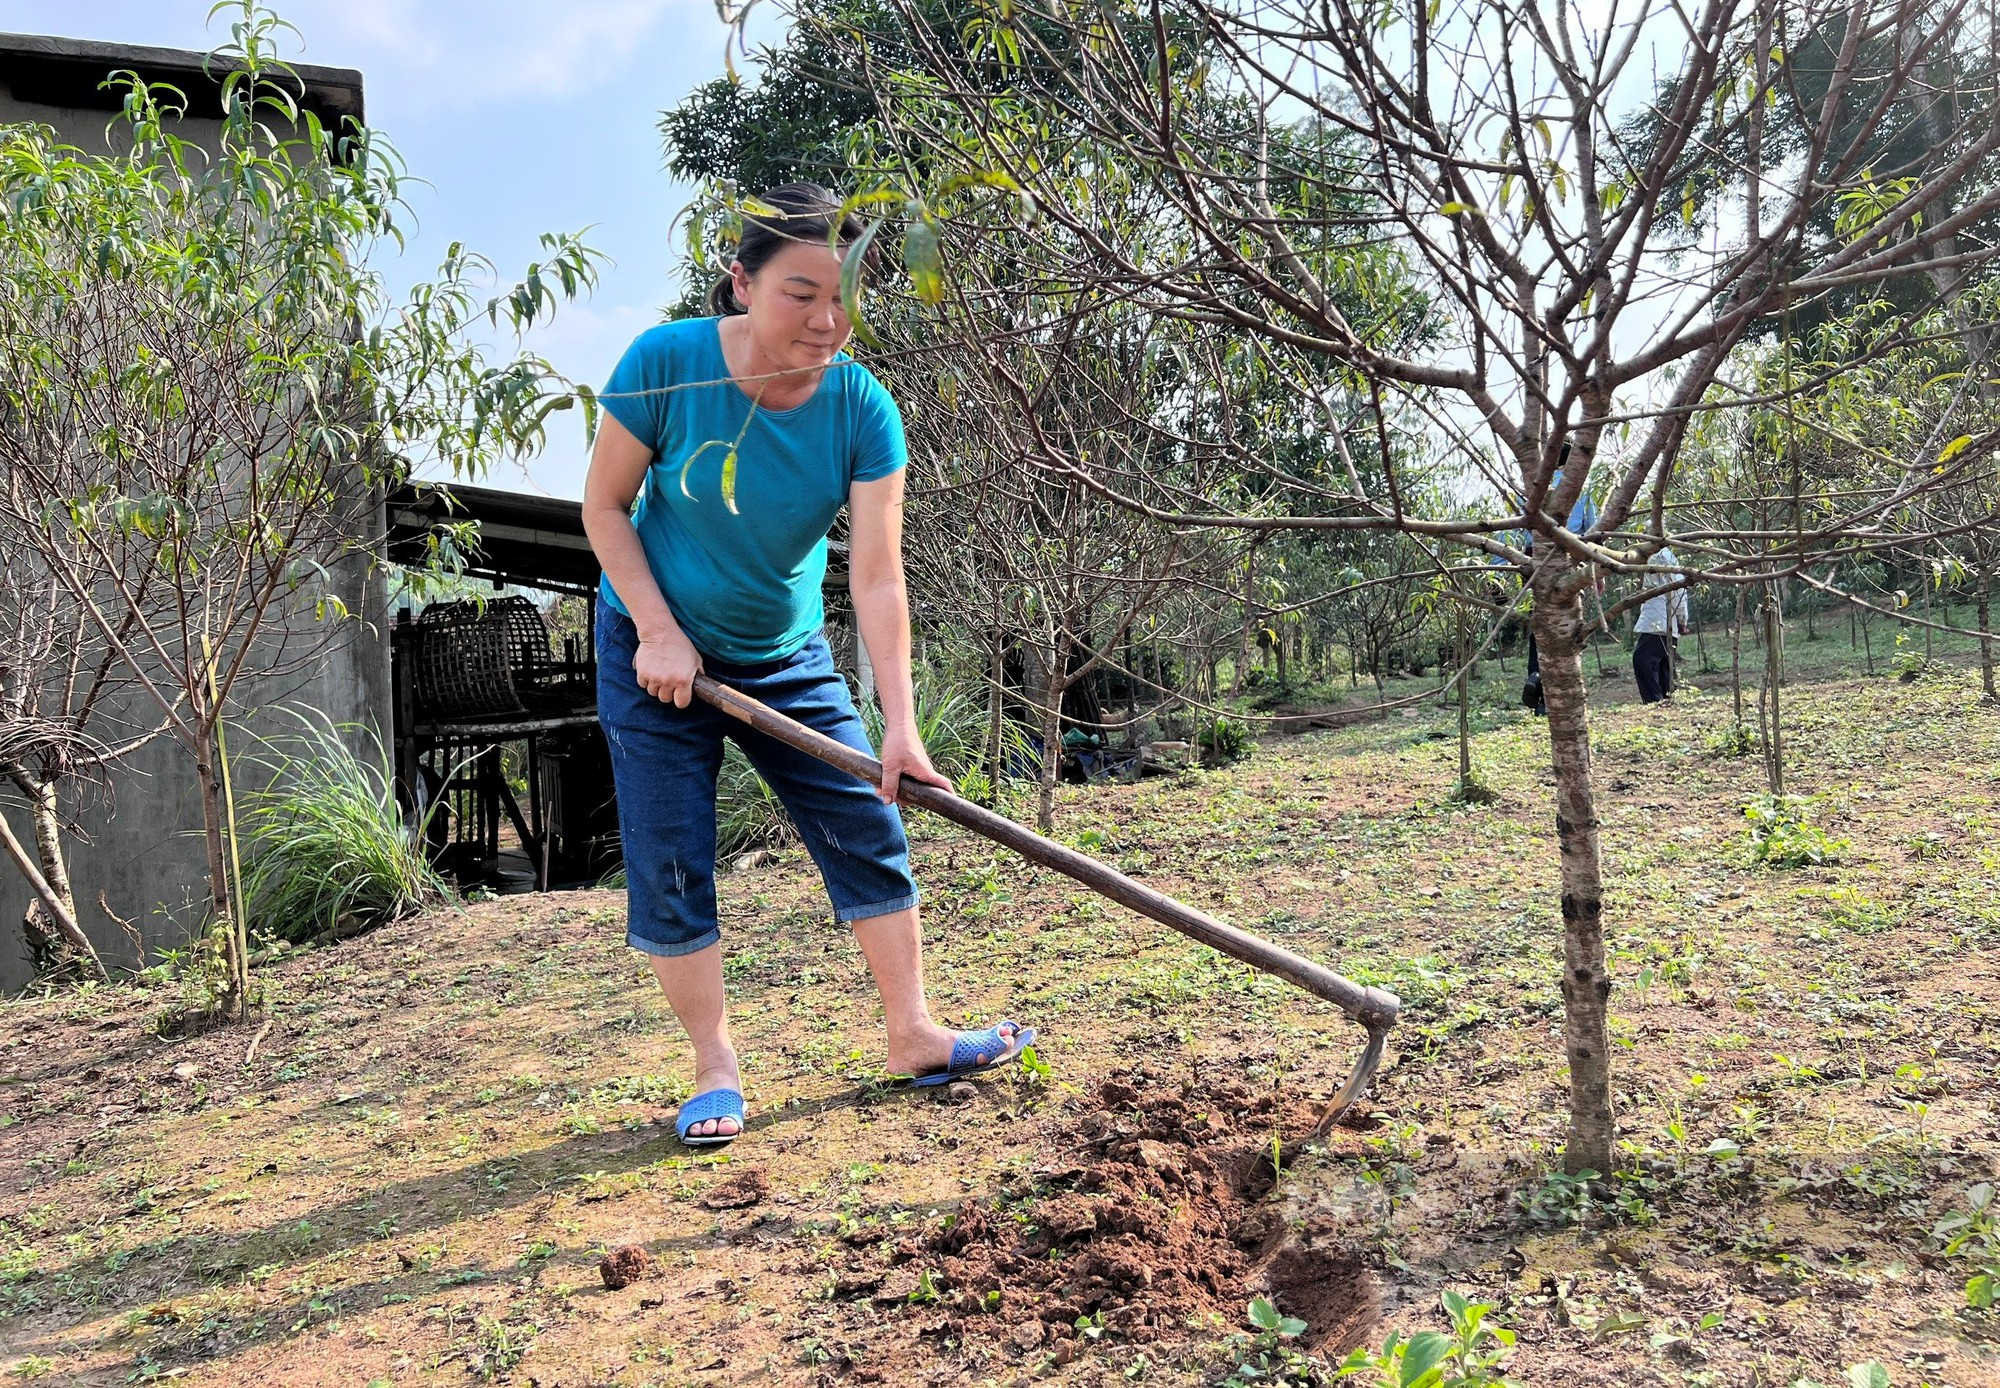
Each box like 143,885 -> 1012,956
1631,546 -> 1690,704
1518,459 -> 1600,717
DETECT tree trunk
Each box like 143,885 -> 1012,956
1978,556 -> 1997,702
1923,568 -> 1935,661
1035,632 -> 1071,835
1232,548 -> 1258,697
0,791 -> 104,977
25,777 -> 106,976
1123,632 -> 1139,735
1758,587 -> 1785,796
1531,581 -> 1614,1176
855,628 -> 877,707
1730,587 -> 1746,725
193,740 -> 249,1019
983,625 -> 1006,799
1456,605 -> 1472,786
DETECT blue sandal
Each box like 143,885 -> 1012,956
675,1088 -> 745,1146
906,1021 -> 1038,1088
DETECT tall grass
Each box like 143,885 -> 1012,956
858,662 -> 1000,780
717,743 -> 792,858
237,710 -> 447,944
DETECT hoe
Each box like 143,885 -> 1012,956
693,675 -> 1401,1131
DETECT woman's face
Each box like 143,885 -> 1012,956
731,238 -> 852,373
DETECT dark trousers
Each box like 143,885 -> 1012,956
1634,633 -> 1674,703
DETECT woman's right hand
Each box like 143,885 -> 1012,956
634,630 -> 703,708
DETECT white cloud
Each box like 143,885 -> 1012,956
280,0 -> 713,107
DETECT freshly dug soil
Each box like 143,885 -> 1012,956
898,1070 -> 1380,1354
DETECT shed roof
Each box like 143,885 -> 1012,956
386,481 -> 853,601
0,31 -> 364,126
388,482 -> 602,597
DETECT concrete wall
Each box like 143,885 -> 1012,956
0,38 -> 385,990
0,525 -> 393,992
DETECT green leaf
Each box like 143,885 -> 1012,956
1397,1331 -> 1452,1387
720,448 -> 739,515
1846,1363 -> 1891,1388
1590,1310 -> 1646,1339
1704,1138 -> 1740,1160
936,169 -> 1023,198
1969,1272 -> 1995,1309
1938,434 -> 1974,463
838,216 -> 886,348
1248,1295 -> 1281,1331
903,218 -> 945,306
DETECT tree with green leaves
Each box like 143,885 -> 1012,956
0,2 -> 600,1012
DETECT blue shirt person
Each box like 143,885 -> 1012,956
580,184 -> 1034,1145
597,316 -> 909,663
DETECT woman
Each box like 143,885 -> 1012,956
582,184 -> 1034,1147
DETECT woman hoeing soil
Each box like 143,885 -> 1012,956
583,184 -> 1035,1146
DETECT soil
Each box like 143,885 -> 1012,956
698,1168 -> 770,1211
901,1073 -> 1379,1356
2,655 -> 1999,1386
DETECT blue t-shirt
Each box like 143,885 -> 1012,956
597,317 -> 908,662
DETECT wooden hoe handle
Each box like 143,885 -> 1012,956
691,673 -> 1401,1123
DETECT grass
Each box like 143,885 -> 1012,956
236,710 -> 447,945
2,640 -> 1998,1385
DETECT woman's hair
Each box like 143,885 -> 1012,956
708,184 -> 867,317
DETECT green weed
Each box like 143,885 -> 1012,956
1335,1290 -> 1519,1387
1932,1182 -> 1998,1311
1519,1168 -> 1600,1228
1741,794 -> 1848,868
237,710 -> 447,944
1221,1295 -> 1314,1386
1706,722 -> 1757,758
1199,715 -> 1253,765
467,1314 -> 537,1380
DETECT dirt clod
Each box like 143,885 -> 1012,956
698,1167 -> 769,1210
598,1243 -> 650,1290
943,1081 -> 979,1105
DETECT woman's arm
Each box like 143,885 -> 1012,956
849,470 -> 951,801
582,413 -> 705,707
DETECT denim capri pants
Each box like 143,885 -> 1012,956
596,605 -> 921,957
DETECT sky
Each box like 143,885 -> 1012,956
4,0 -> 769,498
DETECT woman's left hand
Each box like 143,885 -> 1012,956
878,722 -> 953,803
